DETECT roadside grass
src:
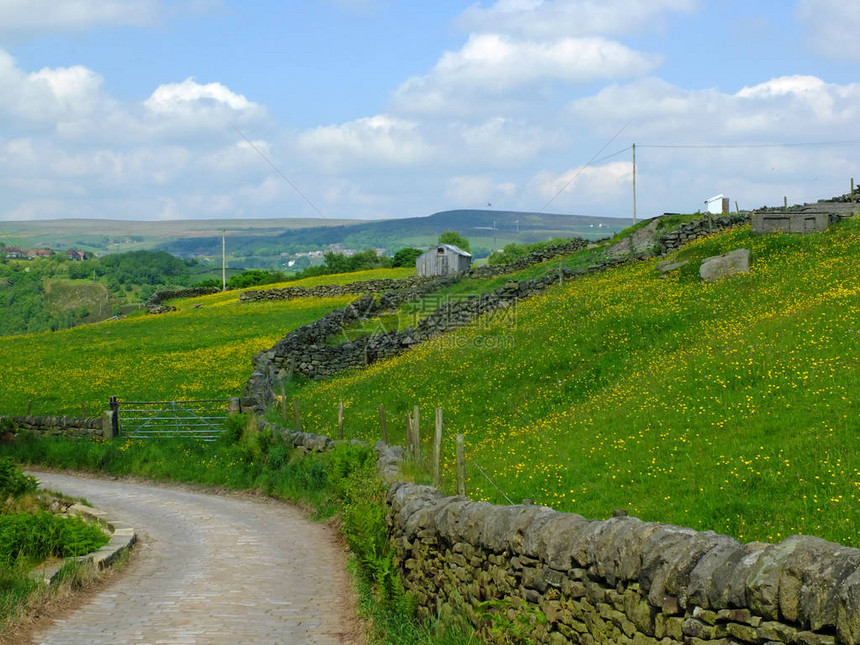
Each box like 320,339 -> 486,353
284,219 -> 860,548
0,458 -> 108,632
0,294 -> 355,416
0,422 -> 479,644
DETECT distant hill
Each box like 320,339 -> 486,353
156,210 -> 631,259
0,217 -> 362,256
0,210 -> 632,269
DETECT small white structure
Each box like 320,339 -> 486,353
416,244 -> 472,277
705,194 -> 730,215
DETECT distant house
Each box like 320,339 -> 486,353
416,244 -> 472,277
1,246 -> 24,259
24,248 -> 52,259
67,249 -> 86,261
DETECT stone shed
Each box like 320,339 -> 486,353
416,244 -> 472,277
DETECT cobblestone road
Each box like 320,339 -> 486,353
32,472 -> 361,645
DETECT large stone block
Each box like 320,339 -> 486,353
699,248 -> 750,282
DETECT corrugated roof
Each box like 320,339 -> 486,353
433,243 -> 472,257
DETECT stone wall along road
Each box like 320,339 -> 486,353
30,472 -> 363,645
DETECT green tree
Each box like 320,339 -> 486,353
438,231 -> 470,253
391,247 -> 423,268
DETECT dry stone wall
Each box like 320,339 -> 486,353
388,480 -> 860,645
146,286 -> 221,314
238,276 -> 442,303
2,415 -> 109,439
243,250 -> 634,410
239,239 -> 591,304
248,422 -> 860,645
659,214 -> 750,254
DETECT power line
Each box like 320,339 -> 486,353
231,124 -> 330,220
506,122 -> 631,246
637,140 -> 860,150
591,145 -> 633,165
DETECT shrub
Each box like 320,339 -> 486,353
0,458 -> 37,499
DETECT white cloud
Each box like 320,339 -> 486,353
0,50 -> 109,125
145,78 -> 258,114
570,75 -> 860,140
392,34 -> 660,116
296,115 -> 433,171
563,74 -> 860,214
796,0 -> 860,61
446,175 -> 517,206
142,78 -> 266,136
0,0 -> 160,31
529,161 -> 631,208
456,0 -> 696,39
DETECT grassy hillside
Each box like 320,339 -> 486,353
0,267 -> 414,414
285,219 -> 860,548
0,292 -> 353,416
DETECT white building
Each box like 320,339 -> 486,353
705,194 -> 730,215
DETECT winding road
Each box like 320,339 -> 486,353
30,472 -> 362,645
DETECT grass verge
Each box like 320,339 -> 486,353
0,419 -> 481,644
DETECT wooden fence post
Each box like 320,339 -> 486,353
81,402 -> 86,418
281,382 -> 288,422
406,414 -> 414,457
433,408 -> 443,488
337,401 -> 344,440
27,400 -> 32,415
410,411 -> 420,461
292,398 -> 302,432
456,433 -> 466,497
378,404 -> 388,444
109,396 -> 120,437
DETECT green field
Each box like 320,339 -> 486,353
3,222 -> 859,550
285,220 -> 860,548
0,267 -> 416,415
0,292 -> 354,416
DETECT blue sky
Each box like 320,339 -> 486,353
1,0 -> 859,222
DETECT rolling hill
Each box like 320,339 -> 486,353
1,210 -> 632,263
1,213 -> 856,551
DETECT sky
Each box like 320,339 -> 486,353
0,0 -> 859,222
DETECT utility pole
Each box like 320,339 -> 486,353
221,229 -> 226,292
632,143 -> 637,225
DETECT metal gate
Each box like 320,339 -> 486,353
116,399 -> 231,441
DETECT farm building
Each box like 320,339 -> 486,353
416,244 -> 472,277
